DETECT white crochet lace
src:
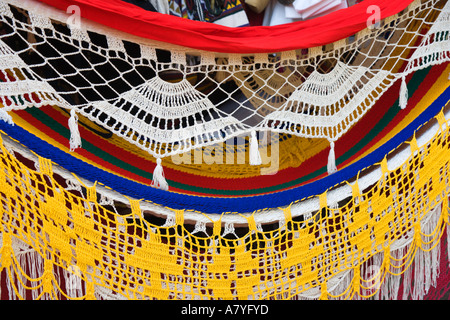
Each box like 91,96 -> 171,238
0,0 -> 448,159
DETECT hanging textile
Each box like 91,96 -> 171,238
0,0 -> 450,300
0,84 -> 449,299
34,0 -> 416,52
0,0 -> 448,164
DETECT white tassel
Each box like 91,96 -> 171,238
402,247 -> 413,299
442,196 -> 450,267
68,109 -> 81,151
399,76 -> 408,109
327,141 -> 337,174
447,223 -> 450,268
152,158 -> 169,191
412,248 -> 426,300
0,108 -> 14,125
249,130 -> 262,166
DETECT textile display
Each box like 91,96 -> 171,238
168,0 -> 250,27
263,0 -> 348,26
0,0 -> 448,178
30,0 -> 418,52
0,0 -> 449,300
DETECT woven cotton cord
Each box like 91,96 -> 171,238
0,0 -> 448,169
151,157 -> 169,191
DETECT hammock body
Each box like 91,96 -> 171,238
0,0 -> 449,300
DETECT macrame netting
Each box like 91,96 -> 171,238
0,0 -> 448,161
0,0 -> 450,300
1,101 -> 450,300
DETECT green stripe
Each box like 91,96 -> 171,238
24,66 -> 430,195
25,107 -> 154,181
336,67 -> 429,167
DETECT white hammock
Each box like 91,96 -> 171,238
0,0 -> 449,187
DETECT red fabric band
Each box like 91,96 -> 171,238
36,0 -> 413,53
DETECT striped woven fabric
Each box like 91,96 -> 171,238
1,0 -> 450,301
3,62 -> 449,203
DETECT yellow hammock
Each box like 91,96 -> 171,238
0,0 -> 450,301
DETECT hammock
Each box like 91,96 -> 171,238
0,0 -> 449,300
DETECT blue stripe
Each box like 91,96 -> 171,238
1,85 -> 449,214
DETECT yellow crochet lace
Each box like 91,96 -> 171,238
0,97 -> 449,299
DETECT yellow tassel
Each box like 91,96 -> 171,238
213,219 -> 222,237
0,233 -> 12,272
85,281 -> 96,300
415,222 -> 422,248
383,247 -> 391,269
353,266 -> 360,296
42,259 -> 54,295
443,197 -> 449,225
319,283 -> 328,300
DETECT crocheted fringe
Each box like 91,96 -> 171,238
392,203 -> 442,300
0,241 -> 87,300
321,202 -> 444,300
444,197 -> 450,265
249,130 -> 262,166
399,76 -> 408,109
68,109 -> 81,152
327,141 -> 337,174
0,108 -> 14,126
152,158 -> 169,191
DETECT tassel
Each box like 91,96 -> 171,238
152,158 -> 169,191
399,76 -> 408,109
85,281 -> 96,300
249,130 -> 262,166
0,108 -> 14,125
327,141 -> 337,174
319,283 -> 328,300
443,196 -> 450,267
68,109 -> 81,151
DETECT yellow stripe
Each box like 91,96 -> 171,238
345,64 -> 450,166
